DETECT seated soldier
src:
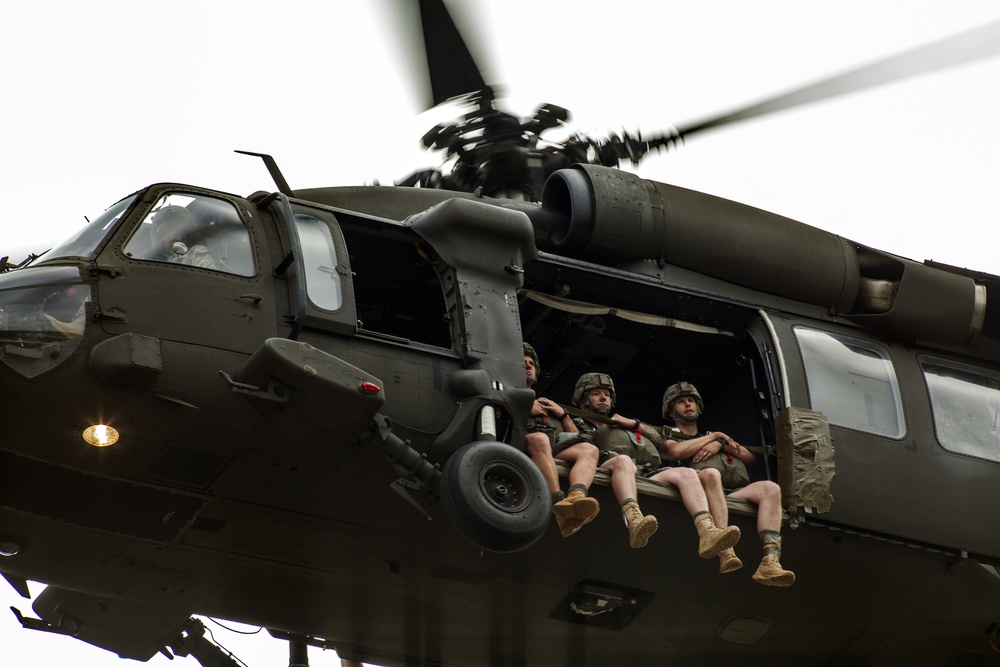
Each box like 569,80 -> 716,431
661,382 -> 795,587
523,343 -> 601,538
149,205 -> 218,269
571,372 -> 739,556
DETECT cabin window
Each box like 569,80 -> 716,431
294,214 -> 344,312
921,358 -> 1000,463
794,327 -> 905,438
124,193 -> 255,276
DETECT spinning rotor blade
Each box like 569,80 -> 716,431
419,0 -> 488,107
678,19 -> 1000,137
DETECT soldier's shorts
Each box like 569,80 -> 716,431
527,418 -> 592,456
552,431 -> 592,456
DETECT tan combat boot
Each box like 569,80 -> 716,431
622,501 -> 658,548
718,547 -> 743,573
752,552 -> 795,587
693,512 -> 741,559
552,488 -> 600,537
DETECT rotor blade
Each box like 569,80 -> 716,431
419,0 -> 488,107
677,19 -> 1000,137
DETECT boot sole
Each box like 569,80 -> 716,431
753,571 -> 796,587
568,497 -> 600,521
719,557 -> 743,574
557,512 -> 599,537
698,525 -> 741,559
553,497 -> 600,519
553,499 -> 600,537
629,516 -> 658,548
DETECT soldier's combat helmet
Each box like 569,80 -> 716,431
573,372 -> 616,407
662,381 -> 705,419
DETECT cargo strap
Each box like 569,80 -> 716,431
557,403 -> 616,425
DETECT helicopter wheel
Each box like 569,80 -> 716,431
440,441 -> 550,553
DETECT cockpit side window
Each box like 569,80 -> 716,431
294,213 -> 344,312
794,327 -> 905,438
340,224 -> 451,348
124,193 -> 255,276
921,358 -> 1000,463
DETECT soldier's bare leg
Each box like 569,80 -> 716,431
556,441 -> 599,489
525,432 -> 560,494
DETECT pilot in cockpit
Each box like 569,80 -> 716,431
150,205 -> 218,269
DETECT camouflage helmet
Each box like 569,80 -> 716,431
152,204 -> 196,228
662,381 -> 704,418
522,342 -> 540,385
151,205 -> 197,242
573,372 -> 616,407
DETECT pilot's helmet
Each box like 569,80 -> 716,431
573,372 -> 616,407
152,205 -> 197,241
153,204 -> 196,227
662,381 -> 705,419
153,204 -> 197,254
523,342 -> 540,381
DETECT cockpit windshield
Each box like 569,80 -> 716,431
44,195 -> 137,261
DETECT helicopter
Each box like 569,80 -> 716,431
2,1 -> 1000,666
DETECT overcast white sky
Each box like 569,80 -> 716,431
2,1 -> 999,274
2,1 -> 1000,665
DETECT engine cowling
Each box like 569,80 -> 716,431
527,164 -> 989,347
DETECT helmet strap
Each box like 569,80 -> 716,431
672,408 -> 699,425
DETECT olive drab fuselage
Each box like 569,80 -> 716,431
0,164 -> 998,665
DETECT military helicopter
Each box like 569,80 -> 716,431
2,1 -> 1000,666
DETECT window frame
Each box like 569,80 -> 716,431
793,326 -> 907,439
278,206 -> 357,337
122,192 -> 257,277
293,212 -> 347,313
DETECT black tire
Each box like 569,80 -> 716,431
440,441 -> 551,553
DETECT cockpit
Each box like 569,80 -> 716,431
0,189 -> 259,380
